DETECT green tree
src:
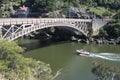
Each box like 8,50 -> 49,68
0,11 -> 2,18
0,40 -> 53,80
116,9 -> 120,20
99,28 -> 108,38
0,40 -> 24,59
92,61 -> 120,80
99,20 -> 120,38
113,0 -> 120,9
31,0 -> 46,11
63,0 -> 80,7
103,10 -> 112,17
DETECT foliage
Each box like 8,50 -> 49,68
99,28 -> 108,38
31,0 -> 51,11
103,10 -> 112,17
82,0 -> 120,9
1,0 -> 20,4
0,40 -> 24,59
26,0 -> 119,18
99,20 -> 120,38
0,40 -> 53,80
89,7 -> 111,17
111,0 -> 120,9
0,11 -> 2,18
92,61 -> 120,80
107,21 -> 120,38
116,9 -> 120,19
31,0 -> 80,12
1,0 -> 10,4
0,0 -> 120,18
63,0 -> 80,7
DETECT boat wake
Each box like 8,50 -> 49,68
89,53 -> 120,61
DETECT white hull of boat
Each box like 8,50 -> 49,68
76,49 -> 90,56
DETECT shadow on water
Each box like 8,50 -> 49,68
19,39 -> 72,52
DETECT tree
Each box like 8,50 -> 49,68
116,9 -> 120,20
103,10 -> 112,17
92,61 -> 120,80
63,0 -> 80,7
0,11 -> 2,18
99,20 -> 120,38
0,40 -> 24,59
0,40 -> 53,80
99,28 -> 108,38
113,0 -> 120,9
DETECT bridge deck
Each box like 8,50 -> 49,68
0,18 -> 92,26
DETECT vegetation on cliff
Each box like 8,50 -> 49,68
29,0 -> 120,18
0,40 -> 53,80
99,20 -> 120,39
1,0 -> 120,18
92,61 -> 120,80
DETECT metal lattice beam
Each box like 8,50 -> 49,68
0,26 -> 2,39
0,18 -> 93,41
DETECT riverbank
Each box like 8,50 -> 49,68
71,37 -> 120,45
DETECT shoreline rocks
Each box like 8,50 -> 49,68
71,37 -> 120,45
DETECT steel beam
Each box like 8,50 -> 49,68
0,26 -> 2,39
0,18 -> 94,41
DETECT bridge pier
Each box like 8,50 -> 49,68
92,19 -> 105,36
92,18 -> 112,36
92,19 -> 98,36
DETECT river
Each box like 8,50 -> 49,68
19,39 -> 120,80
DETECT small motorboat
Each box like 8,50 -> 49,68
76,49 -> 90,56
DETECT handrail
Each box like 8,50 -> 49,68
0,18 -> 92,26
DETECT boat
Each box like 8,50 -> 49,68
76,49 -> 90,56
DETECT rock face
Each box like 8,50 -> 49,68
66,7 -> 91,19
90,38 -> 120,45
116,37 -> 120,44
71,36 -> 120,45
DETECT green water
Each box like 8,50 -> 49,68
22,40 -> 120,80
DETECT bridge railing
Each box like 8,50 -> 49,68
0,18 -> 92,26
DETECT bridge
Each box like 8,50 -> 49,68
0,18 -> 111,41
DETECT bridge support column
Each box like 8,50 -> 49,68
0,26 -> 2,39
92,19 -> 100,36
92,18 -> 110,36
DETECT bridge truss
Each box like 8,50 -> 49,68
0,18 -> 92,41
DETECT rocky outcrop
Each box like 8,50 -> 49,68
71,35 -> 120,45
90,37 -> 120,45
